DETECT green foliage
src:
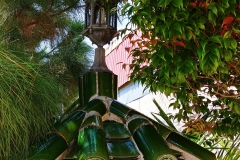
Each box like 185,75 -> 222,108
153,100 -> 240,160
152,99 -> 177,130
3,0 -> 82,50
0,0 -> 92,159
38,21 -> 93,99
122,0 -> 240,138
0,48 -> 65,159
185,131 -> 240,160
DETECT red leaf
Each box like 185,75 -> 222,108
173,36 -> 177,41
151,39 -> 157,46
203,2 -> 207,9
188,2 -> 196,8
125,47 -> 131,53
205,126 -> 212,132
181,36 -> 186,41
164,42 -> 171,49
128,33 -> 134,40
221,16 -> 234,27
142,33 -> 150,39
137,42 -> 143,49
122,63 -> 126,70
140,53 -> 146,59
223,25 -> 228,31
221,31 -> 226,36
143,41 -> 150,48
130,40 -> 135,46
174,41 -> 186,48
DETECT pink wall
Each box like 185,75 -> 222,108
106,33 -> 140,88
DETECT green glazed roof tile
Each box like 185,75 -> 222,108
132,124 -> 175,160
98,72 -> 118,98
167,132 -> 216,160
81,99 -> 107,116
80,72 -> 97,106
28,133 -> 68,160
151,120 -> 173,139
127,117 -> 151,134
107,140 -> 140,159
81,114 -> 103,129
78,126 -> 109,160
126,110 -> 145,120
103,120 -> 131,140
28,97 -> 216,160
127,109 -> 174,139
110,100 -> 132,119
53,111 -> 86,143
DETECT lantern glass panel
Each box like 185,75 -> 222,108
85,2 -> 91,28
109,12 -> 117,29
84,0 -> 118,29
94,4 -> 100,24
94,4 -> 107,25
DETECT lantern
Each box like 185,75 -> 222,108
83,0 -> 118,47
82,0 -> 119,72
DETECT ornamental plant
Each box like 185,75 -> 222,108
0,1 -> 92,159
121,0 -> 240,137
